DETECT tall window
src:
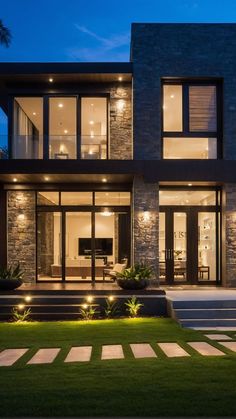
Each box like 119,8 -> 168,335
81,97 -> 107,159
49,97 -> 77,159
13,98 -> 43,159
162,82 -> 220,159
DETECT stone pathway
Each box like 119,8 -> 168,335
65,346 -> 92,363
158,343 -> 190,357
205,334 -> 232,340
218,341 -> 236,352
187,342 -> 225,356
101,345 -> 124,360
0,348 -> 28,366
1,338 -> 236,366
27,348 -> 60,365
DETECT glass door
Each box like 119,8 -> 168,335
65,212 -> 92,281
173,212 -> 187,283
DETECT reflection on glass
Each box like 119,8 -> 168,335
81,98 -> 107,159
61,192 -> 92,206
13,97 -> 43,158
37,192 -> 59,206
159,190 -> 216,206
174,213 -> 187,281
189,86 -> 217,132
159,213 -> 166,281
37,212 -> 62,280
163,85 -> 182,132
163,137 -> 217,159
65,212 -> 92,281
198,212 -> 216,281
49,97 -> 76,159
95,192 -> 130,206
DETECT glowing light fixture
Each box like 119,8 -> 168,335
86,296 -> 93,303
44,176 -> 50,181
188,183 -> 192,187
118,76 -> 123,81
25,296 -> 32,303
32,112 -> 36,116
102,178 -> 107,183
82,304 -> 88,309
64,129 -> 68,134
13,178 -> 18,182
58,103 -> 63,108
18,213 -> 25,221
108,296 -> 114,302
18,304 -> 25,310
49,78 -> 54,83
89,120 -> 94,125
170,94 -> 175,98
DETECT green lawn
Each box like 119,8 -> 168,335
0,318 -> 236,417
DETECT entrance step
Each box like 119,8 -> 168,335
167,298 -> 236,328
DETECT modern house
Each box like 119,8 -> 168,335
0,23 -> 236,290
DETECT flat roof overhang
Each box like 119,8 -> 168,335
0,62 -> 132,84
0,160 -> 236,185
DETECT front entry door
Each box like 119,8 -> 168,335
159,208 -> 218,284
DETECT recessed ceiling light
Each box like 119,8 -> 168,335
32,112 -> 36,116
118,76 -> 123,81
89,120 -> 94,125
170,94 -> 175,99
49,78 -> 54,83
13,177 -> 17,182
58,103 -> 63,108
102,178 -> 107,183
64,129 -> 68,134
91,103 -> 94,107
188,183 -> 192,187
44,176 -> 49,181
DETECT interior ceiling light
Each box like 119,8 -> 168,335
32,112 -> 36,116
170,94 -> 175,98
89,120 -> 94,125
64,129 -> 68,134
118,76 -> 123,81
44,176 -> 49,181
49,78 -> 54,83
58,103 -> 63,108
188,183 -> 193,187
13,178 -> 17,182
102,178 -> 107,183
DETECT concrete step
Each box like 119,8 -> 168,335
180,319 -> 236,328
172,300 -> 236,309
175,308 -> 236,320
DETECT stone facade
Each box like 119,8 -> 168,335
7,191 -> 36,283
223,184 -> 236,287
131,23 -> 236,160
109,85 -> 132,159
132,176 -> 159,281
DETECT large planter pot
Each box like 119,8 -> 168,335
117,278 -> 149,290
0,279 -> 23,291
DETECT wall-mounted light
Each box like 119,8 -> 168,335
13,178 -> 18,182
118,76 -> 123,81
143,205 -> 150,221
25,296 -> 32,303
49,78 -> 54,83
86,296 -> 93,303
18,213 -> 25,221
102,178 -> 107,183
117,99 -> 125,111
44,176 -> 50,181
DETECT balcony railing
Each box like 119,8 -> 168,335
1,134 -> 108,160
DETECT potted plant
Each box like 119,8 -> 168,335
0,263 -> 24,291
116,262 -> 153,290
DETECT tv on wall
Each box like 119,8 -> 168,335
79,238 -> 113,256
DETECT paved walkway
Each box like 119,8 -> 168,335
0,335 -> 235,366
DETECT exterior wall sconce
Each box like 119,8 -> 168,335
18,213 -> 25,221
143,205 -> 150,221
116,99 -> 125,111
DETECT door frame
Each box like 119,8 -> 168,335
36,205 -> 131,283
160,205 -> 220,285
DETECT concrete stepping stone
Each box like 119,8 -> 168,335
27,348 -> 60,365
158,343 -> 190,357
217,341 -> 236,352
0,348 -> 28,366
130,343 -> 157,359
101,345 -> 124,360
187,342 -> 225,356
205,334 -> 232,341
64,346 -> 92,363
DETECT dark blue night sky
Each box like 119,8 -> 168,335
1,0 -> 236,63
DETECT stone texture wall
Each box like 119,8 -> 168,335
223,184 -> 236,287
131,23 -> 236,159
109,85 -> 132,159
132,176 -> 159,281
7,191 -> 36,283
37,212 -> 54,276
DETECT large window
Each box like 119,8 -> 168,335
162,82 -> 220,159
13,98 -> 43,158
81,97 -> 107,159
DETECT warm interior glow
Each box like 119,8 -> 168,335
163,137 -> 217,159
163,85 -> 183,132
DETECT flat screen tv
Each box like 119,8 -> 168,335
79,238 -> 113,256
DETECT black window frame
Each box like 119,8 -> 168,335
161,79 -> 223,160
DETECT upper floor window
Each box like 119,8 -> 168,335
162,82 -> 220,159
12,96 -> 108,160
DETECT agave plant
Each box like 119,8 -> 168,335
0,263 -> 24,281
117,262 -> 153,281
